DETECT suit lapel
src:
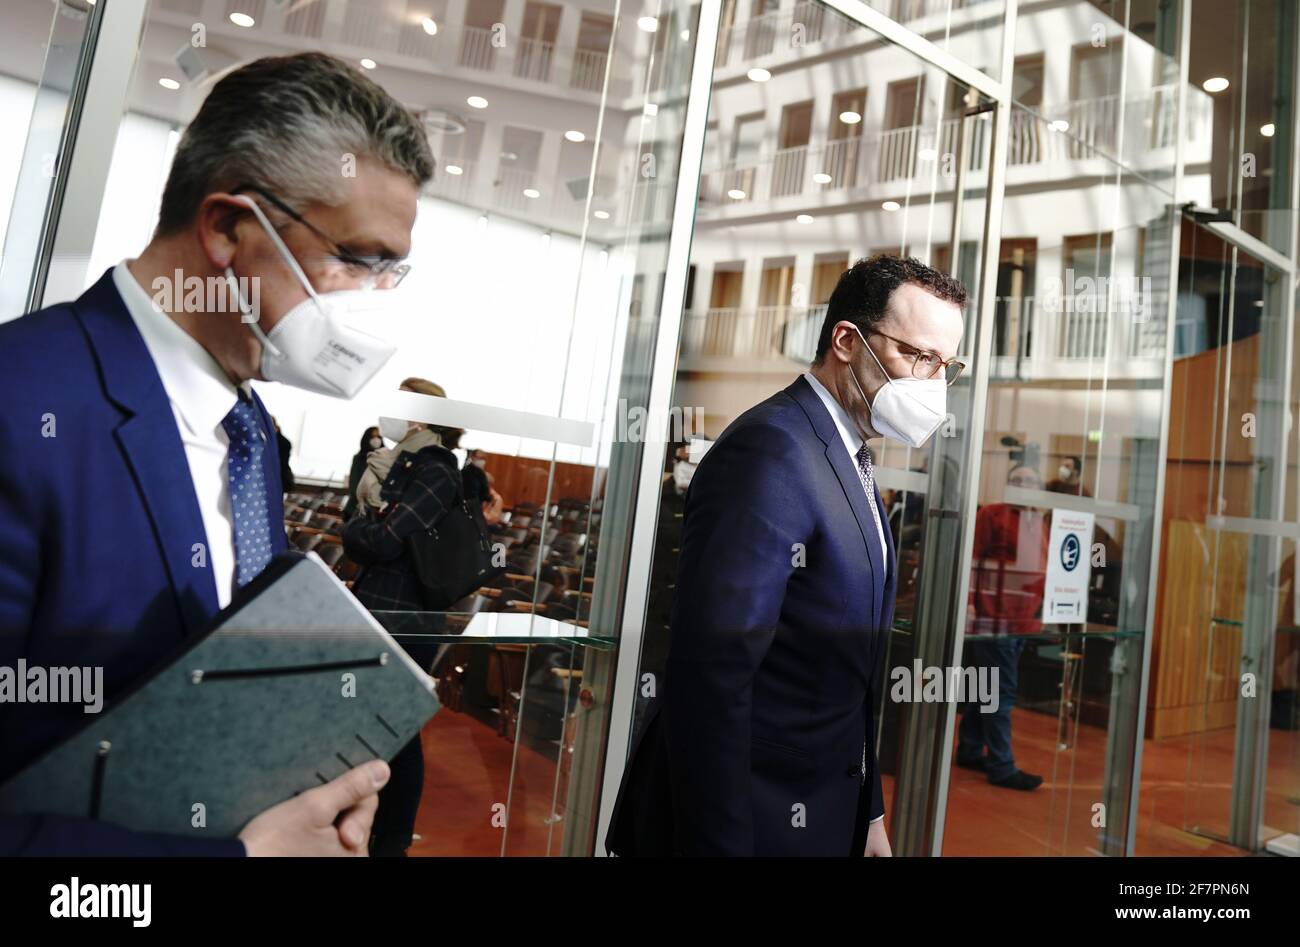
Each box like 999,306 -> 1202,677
73,269 -> 220,635
787,376 -> 885,624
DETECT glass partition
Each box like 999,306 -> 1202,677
21,0 -> 703,857
626,0 -> 997,854
940,0 -> 1185,856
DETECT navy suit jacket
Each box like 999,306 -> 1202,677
0,269 -> 288,855
608,375 -> 896,856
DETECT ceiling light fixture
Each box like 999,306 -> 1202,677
467,95 -> 488,109
1202,76 -> 1229,93
229,12 -> 254,28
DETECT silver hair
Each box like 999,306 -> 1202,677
157,52 -> 434,233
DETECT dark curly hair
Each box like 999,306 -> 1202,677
814,254 -> 967,362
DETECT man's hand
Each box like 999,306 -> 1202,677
864,817 -> 892,856
238,760 -> 390,856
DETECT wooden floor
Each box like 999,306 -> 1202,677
937,704 -> 1295,856
408,703 -> 1296,856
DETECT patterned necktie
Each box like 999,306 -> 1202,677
221,392 -> 274,587
855,442 -> 884,538
855,441 -> 883,788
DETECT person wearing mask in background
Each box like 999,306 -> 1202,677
342,376 -> 460,856
609,255 -> 967,856
0,52 -> 434,855
344,426 -> 384,520
959,464 -> 1048,791
462,448 -> 505,525
1047,454 -> 1086,496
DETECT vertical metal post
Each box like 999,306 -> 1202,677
592,0 -> 722,856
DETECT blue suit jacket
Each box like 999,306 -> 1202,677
608,375 -> 896,856
0,269 -> 288,855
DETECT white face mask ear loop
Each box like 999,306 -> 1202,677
223,266 -> 284,360
231,194 -> 323,303
844,325 -> 881,441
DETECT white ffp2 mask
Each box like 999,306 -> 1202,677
849,326 -> 948,449
225,195 -> 396,399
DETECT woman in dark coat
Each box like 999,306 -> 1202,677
343,426 -> 382,520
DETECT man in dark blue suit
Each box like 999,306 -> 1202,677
0,53 -> 434,855
609,255 -> 967,856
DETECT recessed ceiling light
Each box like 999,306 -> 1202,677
839,110 -> 862,125
593,209 -> 610,219
680,29 -> 691,41
445,164 -> 463,175
158,77 -> 180,91
1049,118 -> 1070,132
813,171 -> 832,184
467,95 -> 488,109
1261,122 -> 1276,137
523,187 -> 541,199
796,214 -> 814,224
421,17 -> 438,35
918,147 -> 937,161
747,68 -> 771,82
727,188 -> 746,200
564,130 -> 586,143
882,200 -> 901,212
643,103 -> 659,117
229,12 -> 254,28
637,16 -> 659,32
1202,76 -> 1229,93
360,58 -> 377,70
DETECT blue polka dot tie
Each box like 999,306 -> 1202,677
222,392 -> 274,587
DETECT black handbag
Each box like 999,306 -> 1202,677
405,452 -> 501,610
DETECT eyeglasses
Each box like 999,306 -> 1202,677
868,328 -> 967,386
232,184 -> 411,290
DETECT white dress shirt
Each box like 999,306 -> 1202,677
114,261 -> 243,608
802,371 -> 889,564
802,371 -> 889,828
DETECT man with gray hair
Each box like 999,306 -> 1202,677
0,52 -> 434,855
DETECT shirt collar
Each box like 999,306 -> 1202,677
113,261 -> 244,436
803,370 -> 866,461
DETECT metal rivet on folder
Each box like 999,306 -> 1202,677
97,741 -> 111,756
190,669 -> 204,684
379,652 -> 389,666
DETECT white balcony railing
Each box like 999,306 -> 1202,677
514,36 -> 555,82
701,118 -> 983,205
570,48 -> 608,93
682,306 -> 824,361
457,25 -> 499,71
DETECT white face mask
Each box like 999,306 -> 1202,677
378,416 -> 412,443
847,326 -> 948,449
224,195 -> 397,398
1057,465 -> 1073,481
368,437 -> 384,450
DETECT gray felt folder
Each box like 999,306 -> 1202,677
0,551 -> 440,837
